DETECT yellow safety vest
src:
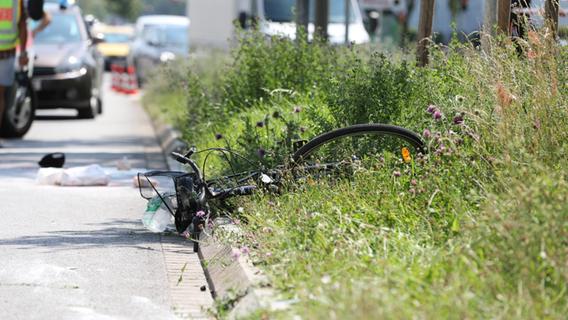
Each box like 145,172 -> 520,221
0,0 -> 20,51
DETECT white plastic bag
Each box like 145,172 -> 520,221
146,208 -> 173,232
142,195 -> 175,233
60,165 -> 111,186
36,168 -> 64,185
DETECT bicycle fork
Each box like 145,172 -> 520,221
192,215 -> 205,253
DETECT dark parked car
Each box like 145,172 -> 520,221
31,3 -> 104,119
128,15 -> 189,87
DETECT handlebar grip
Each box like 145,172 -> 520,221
213,185 -> 256,199
235,186 -> 256,195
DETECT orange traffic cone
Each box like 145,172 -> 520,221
122,65 -> 138,95
111,64 -> 120,92
119,64 -> 129,93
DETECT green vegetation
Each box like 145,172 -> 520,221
78,0 -> 185,21
144,31 -> 568,319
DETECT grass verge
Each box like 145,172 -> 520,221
144,31 -> 567,319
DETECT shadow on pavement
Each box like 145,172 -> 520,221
0,135 -> 167,171
35,115 -> 80,121
0,219 -> 183,252
2,136 -> 159,149
0,152 -> 153,170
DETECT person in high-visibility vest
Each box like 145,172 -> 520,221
0,0 -> 28,145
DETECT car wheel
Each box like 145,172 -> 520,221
77,97 -> 97,119
77,107 -> 95,119
134,60 -> 144,88
0,80 -> 36,138
97,97 -> 103,114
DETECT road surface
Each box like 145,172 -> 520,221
0,77 -> 213,319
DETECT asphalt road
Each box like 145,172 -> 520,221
0,77 -> 212,319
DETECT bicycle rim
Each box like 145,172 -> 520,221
292,124 -> 425,173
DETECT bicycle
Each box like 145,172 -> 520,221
138,124 -> 425,252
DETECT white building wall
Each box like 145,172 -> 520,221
187,0 -> 243,49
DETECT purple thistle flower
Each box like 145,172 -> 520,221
423,129 -> 431,138
256,121 -> 264,128
393,171 -> 401,178
427,104 -> 437,114
240,246 -> 250,255
215,133 -> 223,140
433,110 -> 443,121
196,210 -> 206,218
453,115 -> 464,125
533,119 -> 541,130
231,248 -> 241,260
257,148 -> 266,158
435,144 -> 446,156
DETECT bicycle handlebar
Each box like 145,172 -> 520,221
171,152 -> 191,165
213,185 -> 257,200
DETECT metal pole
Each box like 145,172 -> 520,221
497,0 -> 511,35
315,0 -> 329,41
345,0 -> 350,44
545,0 -> 560,38
416,0 -> 435,66
296,0 -> 309,41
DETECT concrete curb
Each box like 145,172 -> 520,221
150,118 -> 275,319
198,225 -> 276,319
152,123 -> 188,172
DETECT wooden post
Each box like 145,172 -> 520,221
296,0 -> 309,41
416,0 -> 435,67
496,0 -> 511,35
315,0 -> 329,41
545,0 -> 560,38
344,0 -> 350,44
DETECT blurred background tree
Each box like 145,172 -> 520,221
106,0 -> 144,21
142,0 -> 185,15
77,0 -> 186,22
76,0 -> 110,20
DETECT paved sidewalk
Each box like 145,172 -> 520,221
0,78 -> 212,319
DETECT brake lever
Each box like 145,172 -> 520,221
185,146 -> 197,158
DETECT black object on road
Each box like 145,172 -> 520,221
38,152 -> 65,168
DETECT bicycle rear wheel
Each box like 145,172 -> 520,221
292,124 -> 425,174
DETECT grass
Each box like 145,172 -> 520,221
144,30 -> 568,319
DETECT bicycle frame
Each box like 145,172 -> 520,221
140,123 -> 426,252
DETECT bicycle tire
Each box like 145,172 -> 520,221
292,124 -> 425,164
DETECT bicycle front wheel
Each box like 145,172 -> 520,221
292,124 -> 425,172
